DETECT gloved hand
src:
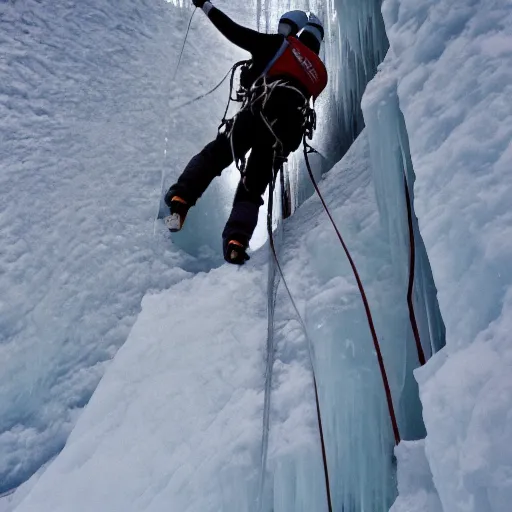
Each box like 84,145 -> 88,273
192,0 -> 207,7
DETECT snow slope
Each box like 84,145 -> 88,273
8,263 -> 270,512
0,0 -> 245,492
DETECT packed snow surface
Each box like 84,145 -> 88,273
0,0 -> 246,493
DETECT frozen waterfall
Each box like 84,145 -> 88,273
2,0 -> 511,511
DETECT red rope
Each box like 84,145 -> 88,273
304,142 -> 401,445
313,375 -> 334,512
403,176 -> 427,366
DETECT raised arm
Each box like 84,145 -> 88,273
193,1 -> 267,55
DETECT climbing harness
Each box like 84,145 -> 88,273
218,32 -> 327,180
222,75 -> 316,184
404,175 -> 427,366
172,7 -> 197,81
218,60 -> 252,127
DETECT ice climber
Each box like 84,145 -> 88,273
165,1 -> 328,264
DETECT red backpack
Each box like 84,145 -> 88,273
263,37 -> 328,100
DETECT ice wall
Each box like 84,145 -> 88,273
323,0 -> 389,161
5,0 -> 508,511
379,0 -> 512,510
0,0 -> 178,492
362,57 -> 446,436
270,133 -> 399,512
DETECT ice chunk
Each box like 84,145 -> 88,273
389,441 -> 442,512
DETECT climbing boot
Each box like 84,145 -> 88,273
224,239 -> 250,265
164,196 -> 189,232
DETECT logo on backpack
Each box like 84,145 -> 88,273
291,47 -> 320,83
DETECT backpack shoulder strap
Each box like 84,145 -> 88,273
259,38 -> 290,81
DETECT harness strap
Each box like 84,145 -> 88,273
218,60 -> 251,133
223,72 -> 318,195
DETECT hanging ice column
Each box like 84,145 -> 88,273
321,0 -> 390,162
361,51 -> 446,437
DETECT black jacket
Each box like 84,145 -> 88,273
206,7 -> 287,88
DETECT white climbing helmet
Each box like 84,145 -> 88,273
278,10 -> 308,36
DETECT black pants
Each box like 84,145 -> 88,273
166,87 -> 305,247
